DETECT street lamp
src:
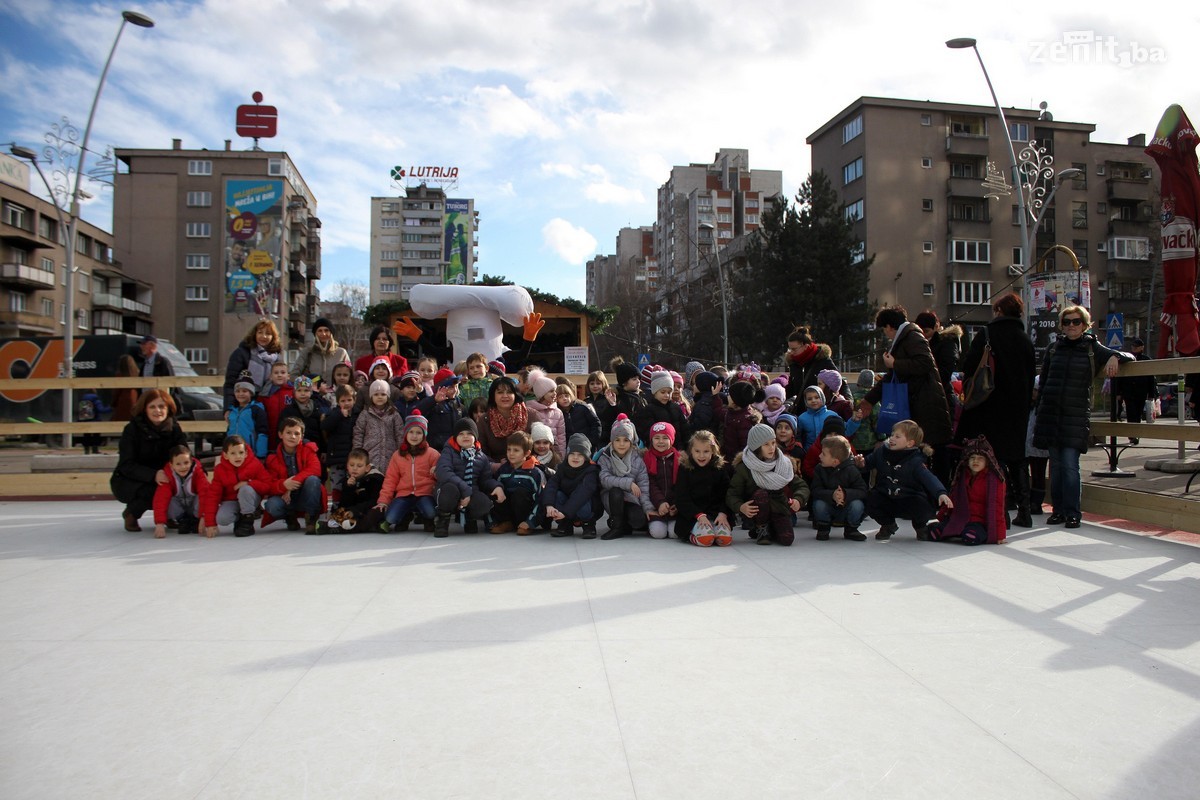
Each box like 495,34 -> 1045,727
698,221 -> 729,365
52,10 -> 155,448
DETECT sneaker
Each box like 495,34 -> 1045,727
875,523 -> 897,541
490,521 -> 514,534
713,527 -> 733,547
754,526 -> 772,545
692,528 -> 716,547
581,522 -> 597,539
286,515 -> 301,532
377,520 -> 390,533
551,521 -> 573,538
815,527 -> 831,541
844,527 -> 866,542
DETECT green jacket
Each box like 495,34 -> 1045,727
726,458 -> 810,515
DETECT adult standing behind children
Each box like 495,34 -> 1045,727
222,320 -> 283,415
914,311 -> 962,419
784,326 -> 838,404
858,306 -> 953,483
478,377 -> 530,462
354,326 -> 409,381
110,389 -> 188,532
1032,305 -> 1131,528
132,334 -> 174,378
954,292 -> 1036,526
291,317 -> 350,385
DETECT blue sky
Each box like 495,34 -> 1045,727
1,0 -> 1192,305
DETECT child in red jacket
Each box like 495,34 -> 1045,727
201,435 -> 274,537
931,435 -> 1007,545
152,444 -> 210,538
260,361 -> 295,452
263,416 -> 327,534
372,410 -> 442,532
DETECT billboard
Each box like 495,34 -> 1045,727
1026,270 -> 1092,353
443,198 -> 471,284
224,179 -> 285,315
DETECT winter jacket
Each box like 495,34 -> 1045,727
338,467 -> 385,517
955,315 -> 1037,464
562,400 -> 604,452
225,401 -> 268,458
802,437 -> 857,481
222,342 -> 280,411
672,457 -> 730,538
1115,351 -> 1159,403
353,352 -> 409,382
635,398 -> 688,450
278,398 -> 328,455
393,391 -> 425,420
643,447 -> 680,510
414,394 -> 463,452
353,404 -> 404,472
263,441 -> 328,519
1033,333 -> 1130,453
688,391 -> 726,439
457,377 -> 493,406
721,406 -> 759,464
321,407 -> 359,469
261,385 -> 295,452
863,322 -> 953,446
200,452 -> 273,527
110,416 -> 187,505
543,461 -> 600,521
526,398 -> 567,460
292,341 -> 351,385
377,445 -> 441,503
936,468 -> 1007,544
809,458 -> 868,509
497,455 -> 546,500
863,445 -> 946,502
928,326 -> 962,416
795,387 -> 842,451
152,461 -> 212,525
726,458 -> 810,515
435,438 -> 500,497
595,443 -> 654,514
786,345 -> 838,402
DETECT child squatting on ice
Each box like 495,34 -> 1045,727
857,419 -> 953,541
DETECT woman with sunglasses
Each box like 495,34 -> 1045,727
1032,305 -> 1131,528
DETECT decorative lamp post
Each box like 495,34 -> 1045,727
698,221 -> 729,365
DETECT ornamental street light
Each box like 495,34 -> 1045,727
697,221 -> 729,365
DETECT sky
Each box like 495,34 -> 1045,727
1,0 -> 1195,307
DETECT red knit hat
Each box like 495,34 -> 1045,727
433,368 -> 460,388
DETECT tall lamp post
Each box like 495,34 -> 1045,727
19,10 -> 154,448
697,221 -> 729,365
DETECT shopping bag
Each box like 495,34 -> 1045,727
1145,398 -> 1157,423
876,372 -> 910,435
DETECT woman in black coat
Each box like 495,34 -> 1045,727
915,310 -> 962,418
784,326 -> 838,405
110,389 -> 188,531
222,319 -> 283,412
955,293 -> 1036,525
1032,305 -> 1131,528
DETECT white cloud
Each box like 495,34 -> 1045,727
584,180 -> 645,205
541,218 -> 598,265
466,85 -> 558,139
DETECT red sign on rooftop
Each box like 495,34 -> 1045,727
236,92 -> 277,139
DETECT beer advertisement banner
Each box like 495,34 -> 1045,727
443,198 -> 471,284
224,179 -> 285,315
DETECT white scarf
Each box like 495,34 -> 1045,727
742,448 -> 793,491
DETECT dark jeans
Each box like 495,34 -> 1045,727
436,483 -> 494,520
865,492 -> 937,529
1048,446 -> 1082,518
550,490 -> 596,523
492,488 -> 539,527
263,476 -> 323,519
812,498 -> 866,528
386,494 -> 437,525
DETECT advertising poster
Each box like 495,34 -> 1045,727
224,179 -> 284,315
443,198 -> 471,284
1026,270 -> 1092,354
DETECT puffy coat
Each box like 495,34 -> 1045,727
726,458 -> 810,515
110,416 -> 188,505
955,315 -> 1036,464
863,322 -> 952,446
809,459 -> 868,508
928,326 -> 962,414
563,400 -> 604,452
292,341 -> 350,385
1033,333 -> 1130,452
263,440 -> 328,515
526,398 -> 567,461
635,398 -> 688,450
643,447 -> 680,509
321,407 -> 359,469
795,387 -> 842,451
338,467 -> 385,517
414,395 -> 463,453
673,458 -> 730,537
200,452 -> 273,527
688,391 -> 726,438
595,444 -> 654,514
377,445 -> 441,503
786,344 -> 838,402
863,445 -> 946,502
543,461 -> 600,521
225,401 -> 268,458
721,406 -> 759,463
353,405 -> 404,472
152,460 -> 212,525
435,439 -> 500,496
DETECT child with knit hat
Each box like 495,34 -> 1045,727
543,433 -> 601,538
643,421 -> 680,539
722,381 -> 764,467
726,423 -> 810,546
929,435 -> 1007,545
415,368 -> 464,452
795,385 -> 841,451
595,413 -> 653,539
394,371 -> 426,418
599,358 -> 646,435
635,369 -> 688,448
817,369 -> 854,420
433,417 -> 503,537
774,413 -> 802,462
759,383 -> 788,425
225,370 -> 269,458
526,368 -> 567,461
353,378 -> 404,473
688,371 -> 726,438
278,375 -> 328,458
530,421 -> 562,473
371,410 -> 441,533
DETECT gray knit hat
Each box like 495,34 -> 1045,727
610,413 -> 637,443
567,433 -> 592,458
650,370 -> 674,395
857,369 -> 877,390
746,423 -> 776,454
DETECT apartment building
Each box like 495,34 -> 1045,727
1,153 -> 151,339
586,226 -> 655,309
368,185 -> 476,305
113,140 -> 322,373
807,96 -> 1159,342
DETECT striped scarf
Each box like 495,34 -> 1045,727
460,446 -> 475,489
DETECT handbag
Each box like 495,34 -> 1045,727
962,329 -> 995,410
876,372 -> 911,434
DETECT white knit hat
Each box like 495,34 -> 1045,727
370,379 -> 391,396
650,370 -> 674,395
530,420 -> 554,444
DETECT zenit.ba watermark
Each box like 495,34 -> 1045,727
1029,30 -> 1166,67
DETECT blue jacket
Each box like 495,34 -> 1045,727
226,401 -> 268,458
864,445 -> 946,502
796,386 -> 844,450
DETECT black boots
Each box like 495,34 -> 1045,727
433,513 -> 451,538
601,490 -> 628,540
234,513 -> 256,537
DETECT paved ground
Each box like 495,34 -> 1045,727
2,498 -> 1200,799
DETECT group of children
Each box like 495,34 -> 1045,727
148,356 -> 1008,548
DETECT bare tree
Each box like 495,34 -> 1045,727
320,280 -> 371,357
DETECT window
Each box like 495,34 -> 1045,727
950,161 -> 976,178
93,241 -> 108,261
1072,240 -> 1089,267
921,157 -> 932,169
1012,247 -> 1024,266
61,265 -> 67,286
850,241 -> 865,265
402,233 -> 423,243
1071,163 -> 1087,188
1071,201 -> 1088,229
77,271 -> 90,293
380,267 -> 398,278
3,201 -> 27,228
842,157 -> 863,185
186,191 -> 212,207
381,250 -> 399,260
381,218 -> 400,228
76,308 -> 88,330
716,213 -> 732,223
922,199 -> 933,212
380,283 -> 399,293
267,158 -> 284,176
9,293 -> 27,312
38,216 -> 55,240
184,316 -> 210,333
1009,122 -> 1030,142
920,114 -> 932,126
949,115 -> 985,135
950,201 -> 984,221
60,302 -> 66,324
843,200 -> 864,222
1096,164 -> 1107,176
185,253 -> 211,270
40,257 -> 54,272
922,241 -> 934,254
41,298 -> 53,317
9,248 -> 28,266
187,160 -> 212,176
952,281 -> 991,305
1097,202 -> 1107,215
92,275 -> 105,295
186,222 -> 211,238
1108,237 -> 1150,260
842,115 -> 863,143
184,348 -> 209,364
380,202 -> 398,212
923,283 -> 935,296
950,239 -> 991,263
185,285 -> 209,301
744,214 -> 759,225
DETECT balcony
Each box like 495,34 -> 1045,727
306,260 -> 320,280
92,292 -> 124,312
0,310 -> 57,334
946,177 -> 984,198
1107,177 -> 1151,202
947,217 -> 992,238
288,304 -> 304,324
945,134 -> 990,156
0,263 -> 56,290
1108,217 -> 1154,238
